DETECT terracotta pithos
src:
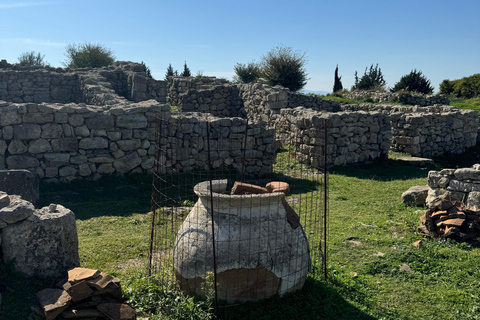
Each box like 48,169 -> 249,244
173,180 -> 311,303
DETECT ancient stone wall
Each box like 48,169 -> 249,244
0,100 -> 274,181
341,104 -> 478,158
344,91 -> 450,106
0,100 -> 168,182
0,61 -> 167,106
159,113 -> 275,176
276,107 -> 391,167
175,85 -> 246,118
167,76 -> 229,106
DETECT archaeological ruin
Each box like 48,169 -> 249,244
0,60 -> 478,181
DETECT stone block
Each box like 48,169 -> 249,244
6,155 -> 40,169
0,194 -> 34,225
113,152 -> 142,173
51,137 -> 78,152
85,115 -> 114,130
13,123 -> 41,139
79,137 -> 108,149
23,113 -> 54,124
401,185 -> 429,206
116,114 -> 147,128
2,204 -> 79,277
29,138 -> 52,153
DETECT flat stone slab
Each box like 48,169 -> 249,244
396,156 -> 434,166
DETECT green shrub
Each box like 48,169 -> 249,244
124,275 -> 214,320
391,69 -> 434,94
260,45 -> 308,92
352,64 -> 386,91
440,74 -> 480,98
17,51 -> 49,67
233,62 -> 261,84
63,42 -> 115,68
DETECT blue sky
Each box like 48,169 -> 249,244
1,0 -> 479,93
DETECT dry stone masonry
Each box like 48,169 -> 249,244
160,113 -> 275,176
341,104 -> 478,158
426,164 -> 480,209
277,107 -> 392,166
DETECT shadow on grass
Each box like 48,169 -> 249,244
432,144 -> 480,169
38,173 -> 153,220
217,276 -> 376,320
330,158 -> 435,181
38,169 -> 322,220
0,261 -> 52,319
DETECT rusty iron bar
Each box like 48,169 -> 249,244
206,120 -> 219,314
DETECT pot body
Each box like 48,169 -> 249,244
173,180 -> 311,303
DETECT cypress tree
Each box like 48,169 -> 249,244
180,61 -> 191,77
165,63 -> 175,81
333,65 -> 343,93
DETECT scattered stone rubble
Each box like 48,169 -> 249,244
0,192 -> 79,277
418,196 -> 480,242
37,267 -> 136,320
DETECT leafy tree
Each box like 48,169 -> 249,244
391,69 -> 434,94
180,61 -> 191,77
233,62 -> 261,84
440,74 -> 480,98
260,45 -> 308,92
165,64 -> 176,80
352,64 -> 386,91
333,65 -> 343,92
141,61 -> 152,79
63,42 -> 115,68
439,79 -> 454,95
17,51 -> 49,67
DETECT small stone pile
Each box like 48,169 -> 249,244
37,267 -> 136,320
418,196 -> 480,242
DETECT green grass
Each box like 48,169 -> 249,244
449,97 -> 480,111
3,153 -> 480,319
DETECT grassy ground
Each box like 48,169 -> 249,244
449,97 -> 480,111
2,149 -> 480,319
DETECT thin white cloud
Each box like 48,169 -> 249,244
0,1 -> 58,9
0,38 -> 66,47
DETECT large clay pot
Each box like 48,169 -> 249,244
173,179 -> 311,303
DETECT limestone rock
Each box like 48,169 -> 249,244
68,268 -> 101,284
0,194 -> 34,225
466,191 -> 480,209
113,152 -> 142,173
454,168 -> 480,181
401,185 -> 429,207
426,188 -> 447,208
2,204 -> 80,277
